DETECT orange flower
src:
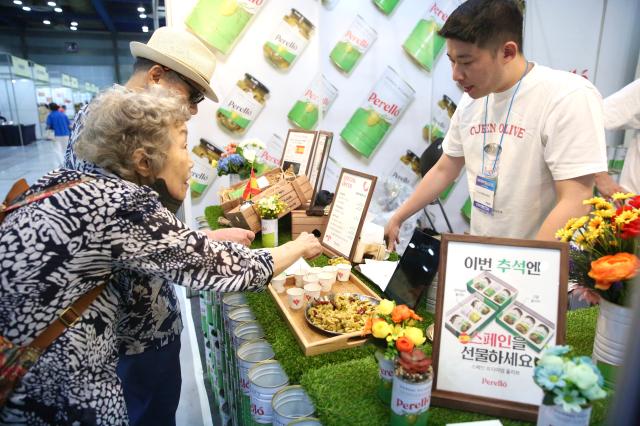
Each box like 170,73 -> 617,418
390,305 -> 423,323
588,253 -> 640,290
396,336 -> 414,353
362,317 -> 385,336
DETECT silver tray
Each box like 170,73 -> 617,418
304,293 -> 379,336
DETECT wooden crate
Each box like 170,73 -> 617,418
219,168 -> 285,216
226,175 -> 313,232
291,210 -> 329,239
268,273 -> 380,356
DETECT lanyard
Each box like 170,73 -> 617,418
481,61 -> 530,177
0,177 -> 92,216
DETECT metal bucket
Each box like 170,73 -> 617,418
237,339 -> 275,396
249,360 -> 290,424
390,376 -> 432,426
221,293 -> 248,421
272,385 -> 316,426
233,321 -> 265,349
592,299 -> 633,388
228,307 -> 257,420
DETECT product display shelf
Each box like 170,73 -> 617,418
203,206 -> 611,425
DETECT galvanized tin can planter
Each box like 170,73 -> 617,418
249,360 -> 290,424
536,404 -> 592,426
228,308 -> 257,419
375,351 -> 394,404
272,385 -> 316,426
233,321 -> 265,349
592,299 -> 633,389
288,418 -> 322,426
390,375 -> 432,426
222,293 -> 249,422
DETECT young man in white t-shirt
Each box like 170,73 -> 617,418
385,0 -> 607,249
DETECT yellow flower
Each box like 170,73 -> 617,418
593,209 -> 616,218
404,326 -> 426,346
615,210 -> 639,225
376,299 -> 395,316
584,228 -> 603,244
555,228 -> 573,242
611,192 -> 635,201
563,217 -> 578,231
583,197 -> 607,206
588,216 -> 604,231
570,216 -> 589,231
574,233 -> 585,246
372,320 -> 393,339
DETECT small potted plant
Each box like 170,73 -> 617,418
256,195 -> 287,247
534,345 -> 607,426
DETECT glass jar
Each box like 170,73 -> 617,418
449,314 -> 471,333
502,307 -> 522,325
190,139 -> 223,198
515,315 -> 535,334
471,300 -> 491,315
492,289 -> 511,305
264,9 -> 314,70
216,73 -> 269,135
529,324 -> 550,345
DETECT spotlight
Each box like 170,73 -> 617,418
47,1 -> 56,6
43,20 -> 51,25
142,25 -> 149,33
70,26 -> 77,31
13,1 -> 23,5
139,13 -> 147,19
71,21 -> 78,26
137,6 -> 145,13
22,6 -> 31,11
54,7 -> 62,13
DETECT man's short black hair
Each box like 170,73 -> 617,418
438,0 -> 524,51
132,57 -> 158,74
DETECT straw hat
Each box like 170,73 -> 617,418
130,27 -> 218,102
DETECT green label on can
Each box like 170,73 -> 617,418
403,18 -> 445,72
288,101 -> 318,130
264,41 -> 297,65
186,0 -> 265,55
288,74 -> 338,130
373,0 -> 401,15
330,42 -> 363,73
341,107 -> 391,158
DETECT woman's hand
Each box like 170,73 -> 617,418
293,232 -> 323,259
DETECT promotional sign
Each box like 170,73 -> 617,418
10,56 -> 30,78
322,169 -> 377,260
32,64 -> 49,82
280,129 -> 318,176
431,234 -> 568,421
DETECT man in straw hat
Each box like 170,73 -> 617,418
63,27 -> 254,425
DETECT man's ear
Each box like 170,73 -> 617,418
146,64 -> 164,85
502,41 -> 519,63
132,148 -> 153,178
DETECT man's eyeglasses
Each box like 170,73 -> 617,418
162,67 -> 205,105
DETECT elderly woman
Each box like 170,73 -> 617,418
0,88 -> 322,424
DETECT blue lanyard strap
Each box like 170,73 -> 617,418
482,61 -> 530,176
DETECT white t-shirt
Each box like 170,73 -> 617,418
603,78 -> 640,193
443,64 -> 607,239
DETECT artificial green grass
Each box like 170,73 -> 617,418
205,206 -> 610,425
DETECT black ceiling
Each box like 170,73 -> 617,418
0,0 -> 166,33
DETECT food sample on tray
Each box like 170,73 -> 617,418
306,293 -> 376,334
467,272 -> 518,311
496,300 -> 555,352
444,293 -> 497,338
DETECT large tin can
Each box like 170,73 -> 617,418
537,403 -> 592,426
403,1 -> 461,72
233,320 -> 265,349
186,0 -> 268,55
373,0 -> 402,15
249,360 -> 290,424
340,66 -> 415,158
228,308 -> 256,408
221,293 -> 248,421
199,292 -> 208,335
272,385 -> 316,426
288,74 -> 338,130
329,15 -> 377,74
390,376 -> 432,426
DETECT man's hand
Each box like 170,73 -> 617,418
293,232 -> 323,259
595,172 -> 627,198
203,228 -> 255,247
384,216 -> 401,252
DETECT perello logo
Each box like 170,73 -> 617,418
304,88 -> 330,108
395,396 -> 430,411
345,30 -> 369,49
227,100 -> 253,116
430,3 -> 449,22
368,92 -> 401,117
239,0 -> 266,13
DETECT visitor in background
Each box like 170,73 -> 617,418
45,102 -> 70,158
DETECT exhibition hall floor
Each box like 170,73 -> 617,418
0,139 -> 213,426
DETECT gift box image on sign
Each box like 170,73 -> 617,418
264,8 -> 314,70
216,73 -> 269,135
496,300 -> 556,353
340,66 -> 415,158
288,74 -> 338,130
329,15 -> 377,74
403,1 -> 462,72
467,271 -> 518,312
186,0 -> 268,55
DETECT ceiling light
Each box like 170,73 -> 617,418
137,6 -> 145,13
142,25 -> 149,33
47,1 -> 56,6
71,21 -> 78,26
43,20 -> 51,25
13,1 -> 23,5
139,13 -> 147,19
22,6 -> 31,11
70,26 -> 77,31
54,7 -> 62,13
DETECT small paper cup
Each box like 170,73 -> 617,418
303,283 -> 321,303
287,288 -> 304,310
294,270 -> 306,288
336,264 -> 352,282
303,274 -> 319,287
318,272 -> 335,293
271,274 -> 287,294
322,265 -> 338,281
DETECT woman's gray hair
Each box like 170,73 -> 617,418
75,86 -> 190,182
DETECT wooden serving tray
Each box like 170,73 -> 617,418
268,273 -> 380,356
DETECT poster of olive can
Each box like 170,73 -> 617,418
329,14 -> 377,74
431,234 -> 568,422
288,74 -> 338,130
340,66 -> 415,158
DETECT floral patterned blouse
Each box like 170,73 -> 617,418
0,169 -> 273,424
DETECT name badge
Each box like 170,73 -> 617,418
473,175 -> 497,215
